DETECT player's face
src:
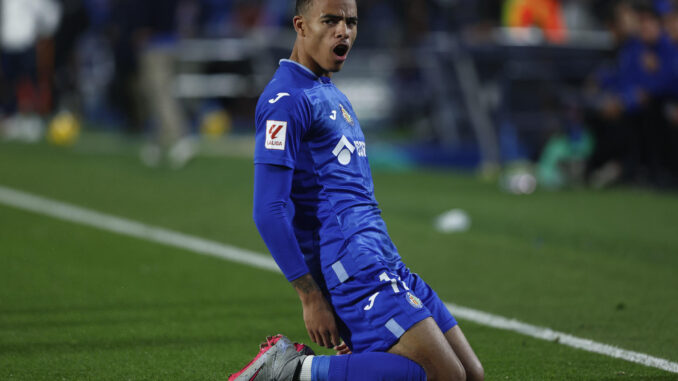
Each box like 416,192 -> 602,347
300,0 -> 358,75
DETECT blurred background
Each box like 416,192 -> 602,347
2,0 -> 678,191
2,2 -> 678,378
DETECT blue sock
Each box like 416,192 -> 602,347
311,353 -> 426,381
311,356 -> 331,381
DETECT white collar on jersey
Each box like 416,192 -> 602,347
279,59 -> 324,81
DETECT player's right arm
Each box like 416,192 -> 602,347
253,90 -> 339,349
291,274 -> 341,349
252,164 -> 340,349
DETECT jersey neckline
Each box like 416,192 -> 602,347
279,59 -> 332,84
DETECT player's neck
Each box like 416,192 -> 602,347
290,43 -> 332,78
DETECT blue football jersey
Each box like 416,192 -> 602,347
255,60 -> 401,289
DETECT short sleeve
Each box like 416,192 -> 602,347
254,91 -> 312,169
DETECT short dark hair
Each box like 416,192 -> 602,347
296,0 -> 313,16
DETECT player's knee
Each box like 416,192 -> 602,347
449,361 -> 467,381
466,362 -> 485,381
426,360 -> 466,381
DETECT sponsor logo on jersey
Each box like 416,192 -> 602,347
406,292 -> 423,309
332,135 -> 355,165
332,136 -> 367,165
339,104 -> 354,125
268,92 -> 290,104
265,120 -> 287,150
354,141 -> 367,157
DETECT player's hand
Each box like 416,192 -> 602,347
300,291 -> 340,348
334,341 -> 352,355
292,274 -> 340,349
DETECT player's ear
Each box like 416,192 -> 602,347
293,15 -> 306,37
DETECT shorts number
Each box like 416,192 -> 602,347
379,272 -> 410,293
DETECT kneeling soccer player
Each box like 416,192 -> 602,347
229,0 -> 484,380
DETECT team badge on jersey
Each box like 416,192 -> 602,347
406,292 -> 423,309
265,120 -> 287,150
339,104 -> 354,126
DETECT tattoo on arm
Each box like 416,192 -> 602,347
292,274 -> 320,295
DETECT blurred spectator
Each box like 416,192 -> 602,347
503,0 -> 568,43
1,0 -> 61,116
199,0 -> 235,36
0,0 -> 62,143
562,0 -> 600,31
662,7 -> 678,102
633,4 -> 675,184
131,0 -> 196,168
659,5 -> 678,180
585,0 -> 678,187
52,0 -> 89,112
584,1 -> 639,186
0,0 -> 672,187
355,0 -> 401,47
258,0 -> 293,28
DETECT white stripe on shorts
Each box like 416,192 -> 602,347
385,318 -> 406,338
332,260 -> 349,283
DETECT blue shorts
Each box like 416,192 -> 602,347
327,261 -> 458,353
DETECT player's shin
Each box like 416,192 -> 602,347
297,352 -> 426,381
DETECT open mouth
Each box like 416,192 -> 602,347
333,44 -> 349,58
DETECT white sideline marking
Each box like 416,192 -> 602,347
0,185 -> 279,273
445,303 -> 678,374
1,184 -> 677,374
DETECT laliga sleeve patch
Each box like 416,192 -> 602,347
265,120 -> 287,150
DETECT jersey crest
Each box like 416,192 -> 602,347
406,292 -> 423,309
340,104 -> 354,126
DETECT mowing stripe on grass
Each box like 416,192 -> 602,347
1,184 -> 677,374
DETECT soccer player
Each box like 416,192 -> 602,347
230,0 -> 484,380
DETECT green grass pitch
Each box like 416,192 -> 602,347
1,138 -> 677,380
